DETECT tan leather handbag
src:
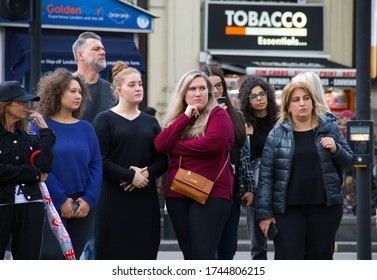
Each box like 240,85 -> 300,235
171,154 -> 229,204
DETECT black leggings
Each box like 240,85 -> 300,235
166,197 -> 231,260
274,204 -> 343,260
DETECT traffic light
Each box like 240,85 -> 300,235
0,0 -> 30,20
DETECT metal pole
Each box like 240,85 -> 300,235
30,0 -> 41,95
355,0 -> 372,260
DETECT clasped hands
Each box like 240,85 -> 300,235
60,197 -> 90,219
120,166 -> 149,192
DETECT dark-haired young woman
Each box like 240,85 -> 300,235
238,75 -> 279,260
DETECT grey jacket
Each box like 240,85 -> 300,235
255,116 -> 354,220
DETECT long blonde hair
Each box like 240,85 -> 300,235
162,70 -> 217,138
278,81 -> 320,125
292,71 -> 331,115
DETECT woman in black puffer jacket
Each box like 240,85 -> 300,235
255,81 -> 354,260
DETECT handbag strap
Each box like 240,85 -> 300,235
178,153 -> 230,183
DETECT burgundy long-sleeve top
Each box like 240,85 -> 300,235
154,106 -> 234,201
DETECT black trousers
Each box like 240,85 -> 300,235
216,200 -> 240,260
274,204 -> 343,260
0,202 -> 45,260
166,197 -> 231,260
246,206 -> 267,260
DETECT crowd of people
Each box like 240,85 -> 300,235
0,31 -> 357,260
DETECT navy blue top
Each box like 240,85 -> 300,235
32,119 -> 102,209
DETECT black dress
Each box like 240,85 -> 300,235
93,110 -> 168,260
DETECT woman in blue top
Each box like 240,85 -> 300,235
32,68 -> 102,259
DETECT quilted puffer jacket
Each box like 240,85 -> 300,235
255,116 -> 354,220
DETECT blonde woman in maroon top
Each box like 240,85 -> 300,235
155,70 -> 234,259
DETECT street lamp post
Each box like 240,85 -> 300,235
30,0 -> 41,95
355,0 -> 372,260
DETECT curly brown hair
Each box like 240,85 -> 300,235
35,68 -> 88,118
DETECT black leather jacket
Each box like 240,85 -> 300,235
0,124 -> 55,204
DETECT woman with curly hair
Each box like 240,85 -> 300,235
32,67 -> 102,259
238,75 -> 279,260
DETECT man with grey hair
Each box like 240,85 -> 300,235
72,31 -> 115,122
73,32 -> 114,259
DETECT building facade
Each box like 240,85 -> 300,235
146,0 -> 374,120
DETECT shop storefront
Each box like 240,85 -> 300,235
0,0 -> 155,88
201,1 -> 356,114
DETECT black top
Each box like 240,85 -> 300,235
82,78 -> 115,123
250,114 -> 274,160
286,129 -> 326,205
93,110 -> 168,185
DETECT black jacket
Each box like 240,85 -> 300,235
256,116 -> 354,220
0,124 -> 55,204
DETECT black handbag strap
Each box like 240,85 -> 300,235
178,153 -> 230,183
